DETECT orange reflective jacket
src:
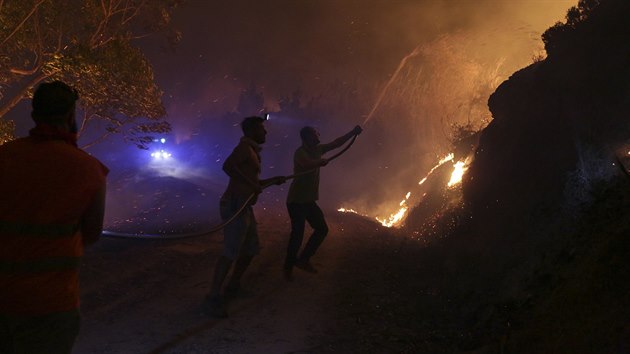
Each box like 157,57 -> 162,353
0,137 -> 107,315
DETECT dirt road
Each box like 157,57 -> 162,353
73,210 -> 430,354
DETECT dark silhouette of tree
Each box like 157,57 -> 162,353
278,89 -> 304,118
0,0 -> 182,148
235,82 -> 265,117
542,0 -> 621,58
277,81 -> 364,124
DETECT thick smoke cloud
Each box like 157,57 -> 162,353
126,0 -> 576,227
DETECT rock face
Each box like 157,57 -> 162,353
463,0 -> 630,234
403,1 -> 630,352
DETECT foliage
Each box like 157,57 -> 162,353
0,0 -> 183,148
450,122 -> 479,147
220,82 -> 266,128
448,121 -> 481,165
0,119 -> 15,145
542,0 -> 608,57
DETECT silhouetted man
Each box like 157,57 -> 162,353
0,81 -> 108,354
203,116 -> 285,318
284,125 -> 362,280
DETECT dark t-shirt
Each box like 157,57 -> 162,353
286,145 -> 324,203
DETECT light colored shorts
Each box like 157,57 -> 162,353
219,195 -> 259,260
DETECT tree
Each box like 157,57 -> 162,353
0,0 -> 183,148
235,82 -> 265,116
278,89 -> 303,118
542,0 -> 602,58
0,120 -> 15,145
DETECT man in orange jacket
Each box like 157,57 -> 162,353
0,81 -> 108,354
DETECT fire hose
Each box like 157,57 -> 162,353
102,135 -> 358,239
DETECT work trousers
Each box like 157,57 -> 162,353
285,201 -> 329,268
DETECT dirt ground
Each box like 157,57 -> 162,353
73,209 -> 439,354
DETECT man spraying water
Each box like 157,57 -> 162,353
283,125 -> 363,281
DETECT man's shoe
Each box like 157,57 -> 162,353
202,295 -> 227,318
294,260 -> 318,273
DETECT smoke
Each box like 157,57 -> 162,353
134,0 -> 578,225
307,0 -> 576,217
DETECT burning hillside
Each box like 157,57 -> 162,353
339,150 -> 472,229
411,0 -> 630,351
338,0 -> 630,350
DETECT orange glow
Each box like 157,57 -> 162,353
337,207 -> 363,215
447,160 -> 469,187
334,0 -> 573,231
376,205 -> 408,227
374,155 -> 452,227
339,153 -> 472,228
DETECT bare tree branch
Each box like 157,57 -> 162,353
0,0 -> 47,47
100,0 -> 107,16
55,21 -> 63,52
78,110 -> 92,136
121,0 -> 146,25
0,72 -> 51,118
9,64 -> 40,76
80,130 -> 114,150
78,111 -> 129,149
90,11 -> 111,47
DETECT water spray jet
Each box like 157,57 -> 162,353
363,45 -> 423,125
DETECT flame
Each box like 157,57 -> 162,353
376,206 -> 408,227
339,153 -> 472,229
420,153 -> 454,186
447,160 -> 468,187
338,207 -> 363,215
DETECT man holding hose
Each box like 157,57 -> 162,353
203,116 -> 285,318
284,125 -> 362,281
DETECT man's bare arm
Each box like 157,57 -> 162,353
321,125 -> 362,154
